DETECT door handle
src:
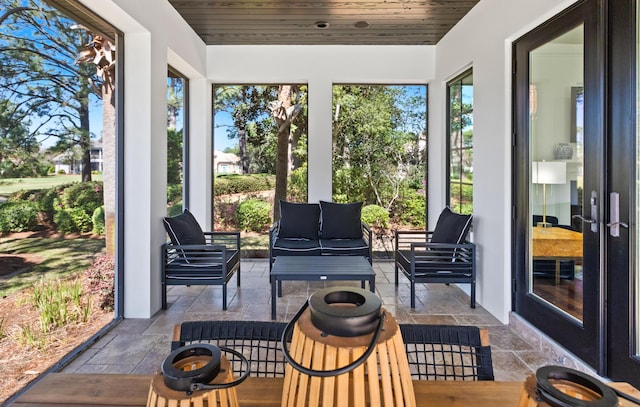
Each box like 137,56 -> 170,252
571,190 -> 598,233
573,214 -> 596,224
606,192 -> 629,237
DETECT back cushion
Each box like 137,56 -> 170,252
430,207 -> 472,244
320,201 -> 363,239
278,201 -> 321,239
163,209 -> 206,246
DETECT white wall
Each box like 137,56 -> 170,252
432,0 -> 580,322
208,45 -> 435,202
78,0 -> 208,318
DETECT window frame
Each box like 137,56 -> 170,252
446,69 -> 474,215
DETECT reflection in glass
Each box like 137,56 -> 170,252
528,25 -> 584,322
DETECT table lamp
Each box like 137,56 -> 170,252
532,161 -> 566,228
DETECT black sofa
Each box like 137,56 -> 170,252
269,200 -> 372,270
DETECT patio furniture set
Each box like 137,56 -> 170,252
162,202 -> 475,313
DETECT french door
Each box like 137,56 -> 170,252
514,0 -> 640,383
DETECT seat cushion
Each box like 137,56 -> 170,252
319,201 -> 363,239
272,238 -> 322,256
163,209 -> 206,246
278,201 -> 321,239
430,207 -> 472,244
320,238 -> 369,256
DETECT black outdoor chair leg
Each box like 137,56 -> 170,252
410,281 -> 416,308
223,283 -> 227,311
237,268 -> 241,286
394,263 -> 399,285
471,281 -> 476,308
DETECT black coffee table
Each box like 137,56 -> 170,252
270,256 -> 376,319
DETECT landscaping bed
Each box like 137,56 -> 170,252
0,233 -> 112,405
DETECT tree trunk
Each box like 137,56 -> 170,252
79,96 -> 92,182
102,80 -> 116,256
273,85 -> 294,221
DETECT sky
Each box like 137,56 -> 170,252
213,85 -> 428,153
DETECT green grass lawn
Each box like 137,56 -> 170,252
0,235 -> 105,296
0,174 -> 103,197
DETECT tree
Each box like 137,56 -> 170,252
0,98 -> 43,177
0,0 -> 102,181
268,85 -> 303,220
332,85 -> 426,212
76,33 -> 116,254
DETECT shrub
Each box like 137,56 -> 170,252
397,189 -> 426,228
54,207 -> 92,233
60,182 -> 104,217
287,164 -> 308,203
214,199 -> 239,230
214,174 -> 275,195
92,206 -> 106,235
167,184 -> 182,204
237,199 -> 271,232
167,201 -> 183,217
85,254 -> 115,311
361,204 -> 389,229
0,201 -> 39,232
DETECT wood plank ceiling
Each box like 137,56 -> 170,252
167,0 -> 480,45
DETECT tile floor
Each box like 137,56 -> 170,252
61,259 -> 587,382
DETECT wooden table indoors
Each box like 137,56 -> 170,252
532,226 -> 583,285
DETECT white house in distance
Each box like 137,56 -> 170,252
52,142 -> 104,174
213,150 -> 241,175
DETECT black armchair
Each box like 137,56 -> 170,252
162,209 -> 240,310
395,208 -> 475,308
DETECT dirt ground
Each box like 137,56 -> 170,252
0,246 -> 112,404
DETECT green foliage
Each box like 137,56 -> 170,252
167,183 -> 183,204
10,184 -> 69,222
361,205 -> 389,229
214,174 -> 275,195
60,182 -> 104,217
237,199 -> 272,232
31,278 -> 91,334
54,207 -> 92,233
0,201 -> 39,232
167,201 -> 183,217
167,128 -> 183,185
332,85 -> 426,219
396,189 -> 426,228
85,254 -> 115,311
214,199 -> 239,230
92,206 -> 106,235
287,163 -> 308,202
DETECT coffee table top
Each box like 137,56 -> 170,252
271,256 -> 374,276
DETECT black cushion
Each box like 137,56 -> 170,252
272,238 -> 322,255
163,209 -> 206,246
430,207 -> 472,244
319,201 -> 363,239
278,201 -> 320,239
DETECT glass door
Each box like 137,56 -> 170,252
606,0 -> 640,384
513,0 -> 604,370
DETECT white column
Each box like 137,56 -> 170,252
123,32 -> 167,317
307,78 -> 333,203
187,78 -> 213,228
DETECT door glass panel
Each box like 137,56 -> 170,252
528,24 -> 584,322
